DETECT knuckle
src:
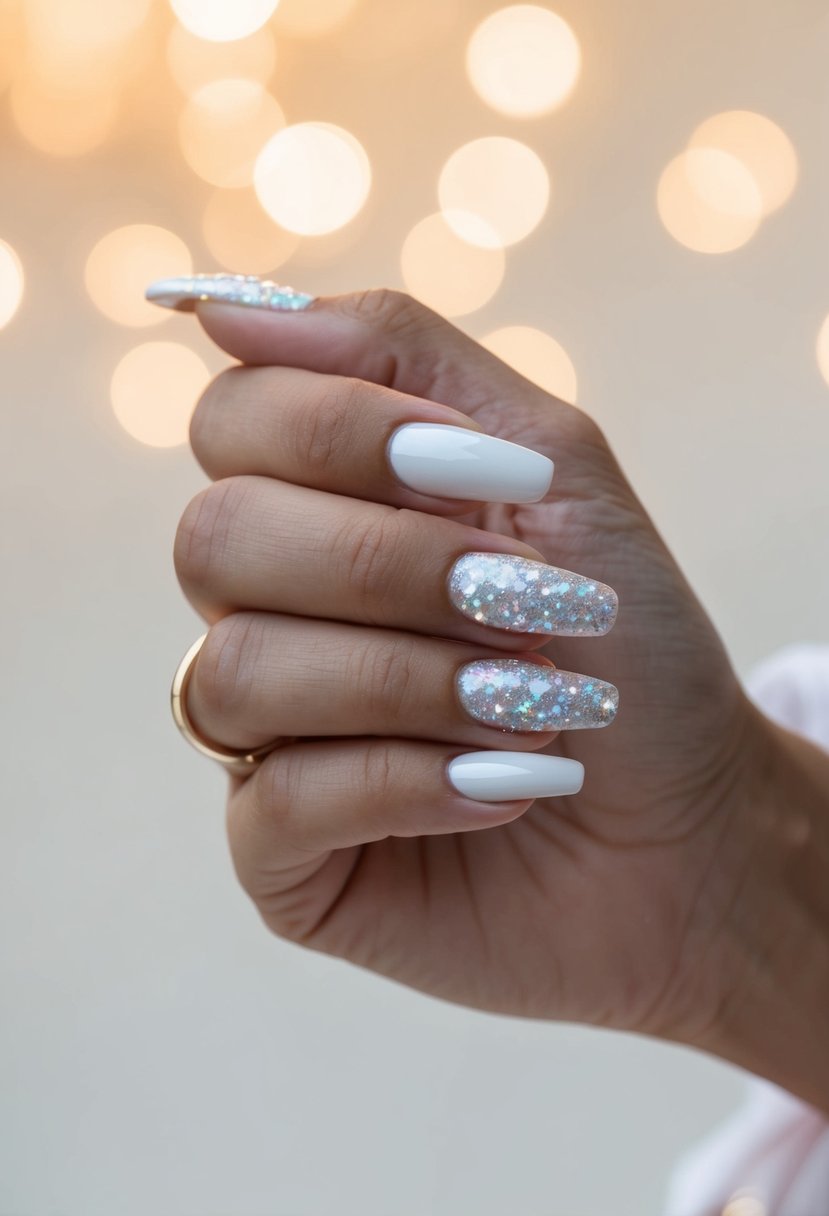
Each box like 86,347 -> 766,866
350,638 -> 418,729
194,613 -> 264,723
173,477 -> 250,591
343,287 -> 427,335
294,377 -> 361,477
336,509 -> 401,623
358,743 -> 397,831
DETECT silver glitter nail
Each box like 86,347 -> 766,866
448,552 -> 618,636
457,659 -> 619,731
145,274 -> 316,313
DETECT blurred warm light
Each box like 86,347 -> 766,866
721,1192 -> 767,1216
439,137 -> 550,249
85,226 -> 193,327
689,111 -> 798,216
340,0 -> 459,61
0,240 -> 24,331
657,149 -> 763,253
480,326 -> 576,400
817,315 -> 829,389
466,5 -> 580,118
25,0 -> 152,58
10,74 -> 119,156
272,0 -> 359,37
169,0 -> 280,43
202,189 -> 300,272
400,212 -> 504,317
0,2 -> 25,96
179,79 -> 285,188
167,24 -> 276,94
254,122 -> 371,235
111,342 -> 211,448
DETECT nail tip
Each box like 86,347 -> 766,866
144,273 -> 316,313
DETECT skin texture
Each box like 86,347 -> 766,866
172,288 -> 829,1111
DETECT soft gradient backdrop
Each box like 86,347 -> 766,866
2,0 -> 828,1212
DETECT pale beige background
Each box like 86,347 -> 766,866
2,0 -> 829,1212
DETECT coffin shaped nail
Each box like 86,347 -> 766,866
387,422 -> 553,504
145,274 -> 315,312
457,659 -> 619,731
448,552 -> 618,636
447,751 -> 585,801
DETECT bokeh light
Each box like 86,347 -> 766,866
0,3 -> 25,96
166,23 -> 276,94
179,78 -> 285,188
24,0 -> 152,59
817,314 -> 829,389
721,1193 -> 767,1216
169,0 -> 280,43
689,110 -> 797,216
657,149 -> 763,253
0,240 -> 24,331
272,0 -> 360,37
10,74 -> 119,156
439,137 -> 550,248
202,189 -> 301,272
254,122 -> 371,235
111,342 -> 211,448
85,226 -> 193,327
466,5 -> 580,118
400,211 -> 505,317
480,326 -> 577,400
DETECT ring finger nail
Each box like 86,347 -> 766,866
448,552 -> 618,636
387,422 -> 554,504
457,659 -> 619,731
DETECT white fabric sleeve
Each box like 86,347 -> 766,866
664,643 -> 829,1216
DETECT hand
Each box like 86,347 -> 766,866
166,284 -> 818,1092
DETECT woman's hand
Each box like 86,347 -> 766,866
162,283 -> 828,1108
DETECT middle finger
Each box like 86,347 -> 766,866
175,475 -> 619,649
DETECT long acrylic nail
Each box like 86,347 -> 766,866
447,751 -> 584,801
145,274 -> 315,313
387,422 -> 553,504
448,552 -> 618,636
457,659 -> 618,731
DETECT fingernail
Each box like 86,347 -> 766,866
145,274 -> 315,313
447,751 -> 584,802
457,659 -> 618,731
387,422 -> 553,504
448,552 -> 618,636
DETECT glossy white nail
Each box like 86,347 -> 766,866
447,751 -> 584,802
145,273 -> 315,312
387,422 -> 553,504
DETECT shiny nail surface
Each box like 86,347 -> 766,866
145,273 -> 315,312
457,659 -> 619,731
447,751 -> 585,801
448,552 -> 618,636
387,422 -> 553,504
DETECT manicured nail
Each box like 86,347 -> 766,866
388,422 -> 553,504
447,750 -> 584,802
448,552 -> 618,636
457,659 -> 618,731
145,274 -> 315,312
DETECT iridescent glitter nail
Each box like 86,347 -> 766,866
457,659 -> 619,731
145,274 -> 315,313
448,552 -> 618,636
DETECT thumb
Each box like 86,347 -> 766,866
145,275 -> 590,457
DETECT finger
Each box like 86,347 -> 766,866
174,476 -> 619,645
145,277 -> 598,463
190,363 -> 553,512
225,735 -> 585,914
184,611 -> 618,755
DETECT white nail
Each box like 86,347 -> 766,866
387,423 -> 553,504
447,751 -> 584,802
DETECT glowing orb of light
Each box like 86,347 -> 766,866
111,342 -> 212,448
657,148 -> 763,253
689,110 -> 797,216
85,225 -> 193,327
466,5 -> 580,117
254,122 -> 371,235
480,325 -> 577,401
179,78 -> 285,188
169,0 -> 280,43
400,211 -> 505,317
439,136 -> 550,248
0,240 -> 24,331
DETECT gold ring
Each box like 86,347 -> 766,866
170,633 -> 280,777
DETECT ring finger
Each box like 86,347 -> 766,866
186,611 -> 620,753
